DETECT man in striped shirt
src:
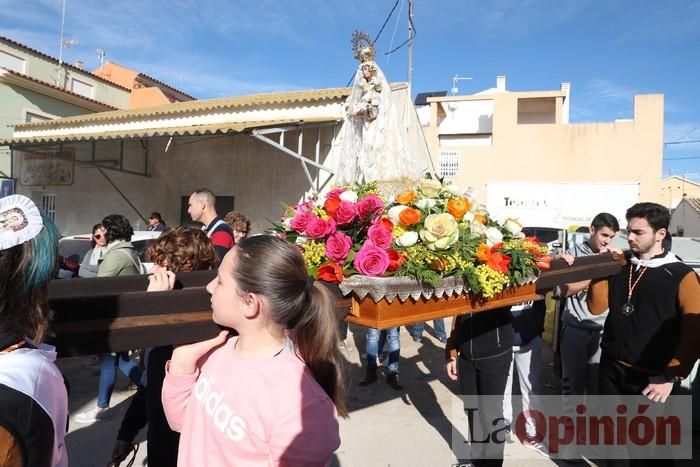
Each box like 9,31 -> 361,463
187,188 -> 233,260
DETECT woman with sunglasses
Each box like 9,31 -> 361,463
78,223 -> 107,278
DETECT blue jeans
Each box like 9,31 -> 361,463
366,327 -> 400,373
412,319 -> 446,340
97,352 -> 143,408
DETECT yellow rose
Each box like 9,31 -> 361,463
418,178 -> 443,198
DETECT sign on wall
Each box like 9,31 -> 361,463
20,149 -> 74,186
486,181 -> 640,229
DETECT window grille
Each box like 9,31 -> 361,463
41,194 -> 56,221
438,151 -> 459,178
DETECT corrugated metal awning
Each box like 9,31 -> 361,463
11,87 -> 353,129
3,118 -> 341,145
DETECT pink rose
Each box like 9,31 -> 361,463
367,224 -> 393,250
325,232 -> 353,263
326,188 -> 345,201
356,194 -> 385,221
290,212 -> 315,233
293,200 -> 314,215
335,201 -> 357,226
305,217 -> 337,239
354,243 -> 390,276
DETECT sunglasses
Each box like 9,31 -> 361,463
93,234 -> 103,239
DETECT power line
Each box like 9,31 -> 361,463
383,7 -> 416,56
664,139 -> 700,145
344,0 -> 402,87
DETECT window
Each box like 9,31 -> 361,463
438,151 -> 459,178
0,50 -> 25,73
41,194 -> 56,221
71,78 -> 94,98
25,111 -> 52,123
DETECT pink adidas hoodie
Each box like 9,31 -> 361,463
162,337 -> 340,467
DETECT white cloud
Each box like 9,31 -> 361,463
584,79 -> 637,103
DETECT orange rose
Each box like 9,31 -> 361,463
473,213 -> 487,224
447,197 -> 471,220
395,190 -> 417,205
476,243 -> 491,262
323,197 -> 341,219
398,207 -> 421,226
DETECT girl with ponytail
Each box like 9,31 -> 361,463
161,235 -> 346,467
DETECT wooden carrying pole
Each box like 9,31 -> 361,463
47,254 -> 625,357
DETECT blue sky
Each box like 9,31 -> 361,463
1,0 -> 699,179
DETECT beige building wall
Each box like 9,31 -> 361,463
660,176 -> 700,209
12,127 -> 336,236
423,88 -> 664,222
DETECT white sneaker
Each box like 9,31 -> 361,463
522,438 -> 550,458
74,407 -> 110,423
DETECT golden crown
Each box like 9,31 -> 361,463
351,30 -> 376,63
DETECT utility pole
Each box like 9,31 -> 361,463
407,0 -> 414,93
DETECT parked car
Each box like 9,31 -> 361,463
521,226 -> 567,255
57,230 -> 162,278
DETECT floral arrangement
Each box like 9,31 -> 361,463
272,177 -> 550,298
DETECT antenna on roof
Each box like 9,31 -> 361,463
451,75 -> 472,95
56,0 -> 79,87
96,48 -> 106,70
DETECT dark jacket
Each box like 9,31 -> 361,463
446,306 -> 514,361
511,300 -> 546,347
603,260 -> 694,371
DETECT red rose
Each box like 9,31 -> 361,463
377,217 -> 394,232
356,194 -> 384,221
335,201 -> 357,226
387,249 -> 405,272
317,262 -> 344,283
324,197 -> 342,219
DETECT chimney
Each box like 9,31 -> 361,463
496,75 -> 506,91
73,60 -> 85,70
560,82 -> 571,124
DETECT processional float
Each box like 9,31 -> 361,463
48,33 -> 626,356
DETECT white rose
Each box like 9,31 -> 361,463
462,212 -> 475,222
388,205 -> 408,224
470,221 -> 486,237
485,227 -> 504,246
415,198 -> 437,209
503,218 -> 522,236
396,231 -> 419,247
339,190 -> 358,203
295,236 -> 307,245
315,193 -> 327,207
282,217 -> 293,229
444,183 -> 464,195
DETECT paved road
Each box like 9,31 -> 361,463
59,320 -> 697,466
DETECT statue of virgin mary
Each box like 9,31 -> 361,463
335,31 -> 426,195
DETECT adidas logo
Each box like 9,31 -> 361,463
194,373 -> 247,441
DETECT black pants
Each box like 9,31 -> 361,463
457,350 -> 512,467
146,346 -> 180,467
598,356 -> 676,467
